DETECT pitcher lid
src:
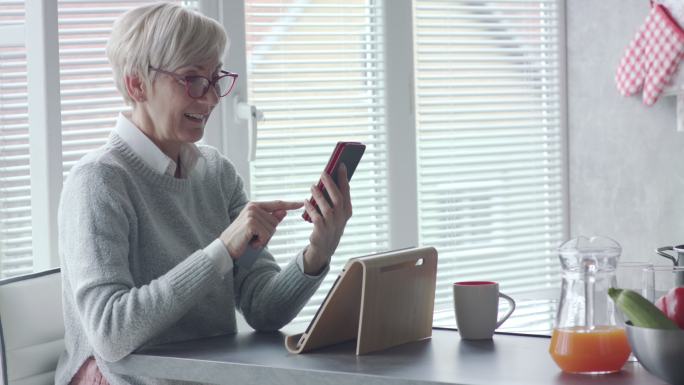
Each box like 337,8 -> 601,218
558,236 -> 621,271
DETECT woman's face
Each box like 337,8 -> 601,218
143,59 -> 221,148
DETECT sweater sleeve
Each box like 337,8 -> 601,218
219,157 -> 329,330
234,249 -> 329,331
59,163 -> 221,362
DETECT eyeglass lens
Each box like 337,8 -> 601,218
187,76 -> 235,98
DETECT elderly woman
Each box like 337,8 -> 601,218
55,3 -> 351,385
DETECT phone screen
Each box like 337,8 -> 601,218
303,142 -> 365,222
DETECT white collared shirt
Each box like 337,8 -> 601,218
113,113 -> 318,276
115,113 -> 200,178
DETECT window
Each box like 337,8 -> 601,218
414,0 -> 564,327
1,0 -> 565,329
235,0 -> 565,327
0,0 -> 194,278
242,0 -> 389,322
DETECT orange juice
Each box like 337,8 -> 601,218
549,326 -> 631,374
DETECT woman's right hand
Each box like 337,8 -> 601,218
220,200 -> 303,258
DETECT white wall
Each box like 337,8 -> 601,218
567,0 -> 684,263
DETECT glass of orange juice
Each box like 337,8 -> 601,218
550,236 -> 631,374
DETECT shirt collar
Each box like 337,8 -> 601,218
114,112 -> 201,178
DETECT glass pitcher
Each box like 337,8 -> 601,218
549,236 -> 631,374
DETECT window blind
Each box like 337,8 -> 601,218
244,0 -> 388,323
414,0 -> 564,316
58,1 -> 198,176
0,1 -> 32,278
58,1 -> 134,176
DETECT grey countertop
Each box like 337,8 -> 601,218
108,327 -> 666,385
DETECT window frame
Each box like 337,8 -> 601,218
24,0 -> 63,271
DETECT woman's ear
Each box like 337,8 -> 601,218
124,74 -> 147,103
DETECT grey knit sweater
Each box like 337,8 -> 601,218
55,133 -> 327,385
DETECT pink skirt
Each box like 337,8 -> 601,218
69,357 -> 111,385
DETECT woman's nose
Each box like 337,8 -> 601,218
199,88 -> 219,106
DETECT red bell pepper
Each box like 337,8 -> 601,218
655,287 -> 684,329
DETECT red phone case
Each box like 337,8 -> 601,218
303,142 -> 365,222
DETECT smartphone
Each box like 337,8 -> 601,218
302,141 -> 366,222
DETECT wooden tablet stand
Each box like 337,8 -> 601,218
285,247 -> 438,355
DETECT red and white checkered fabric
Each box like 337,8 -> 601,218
616,4 -> 684,105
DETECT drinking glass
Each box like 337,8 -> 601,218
644,265 -> 684,303
614,261 -> 652,362
615,261 -> 653,298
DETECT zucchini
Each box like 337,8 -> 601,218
608,288 -> 679,330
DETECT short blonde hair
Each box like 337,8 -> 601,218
106,2 -> 228,104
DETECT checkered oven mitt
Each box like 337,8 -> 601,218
616,3 -> 684,105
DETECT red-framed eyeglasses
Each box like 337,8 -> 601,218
149,66 -> 238,99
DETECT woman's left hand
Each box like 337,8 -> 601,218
302,164 -> 352,274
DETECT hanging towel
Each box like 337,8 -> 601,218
616,3 -> 684,105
